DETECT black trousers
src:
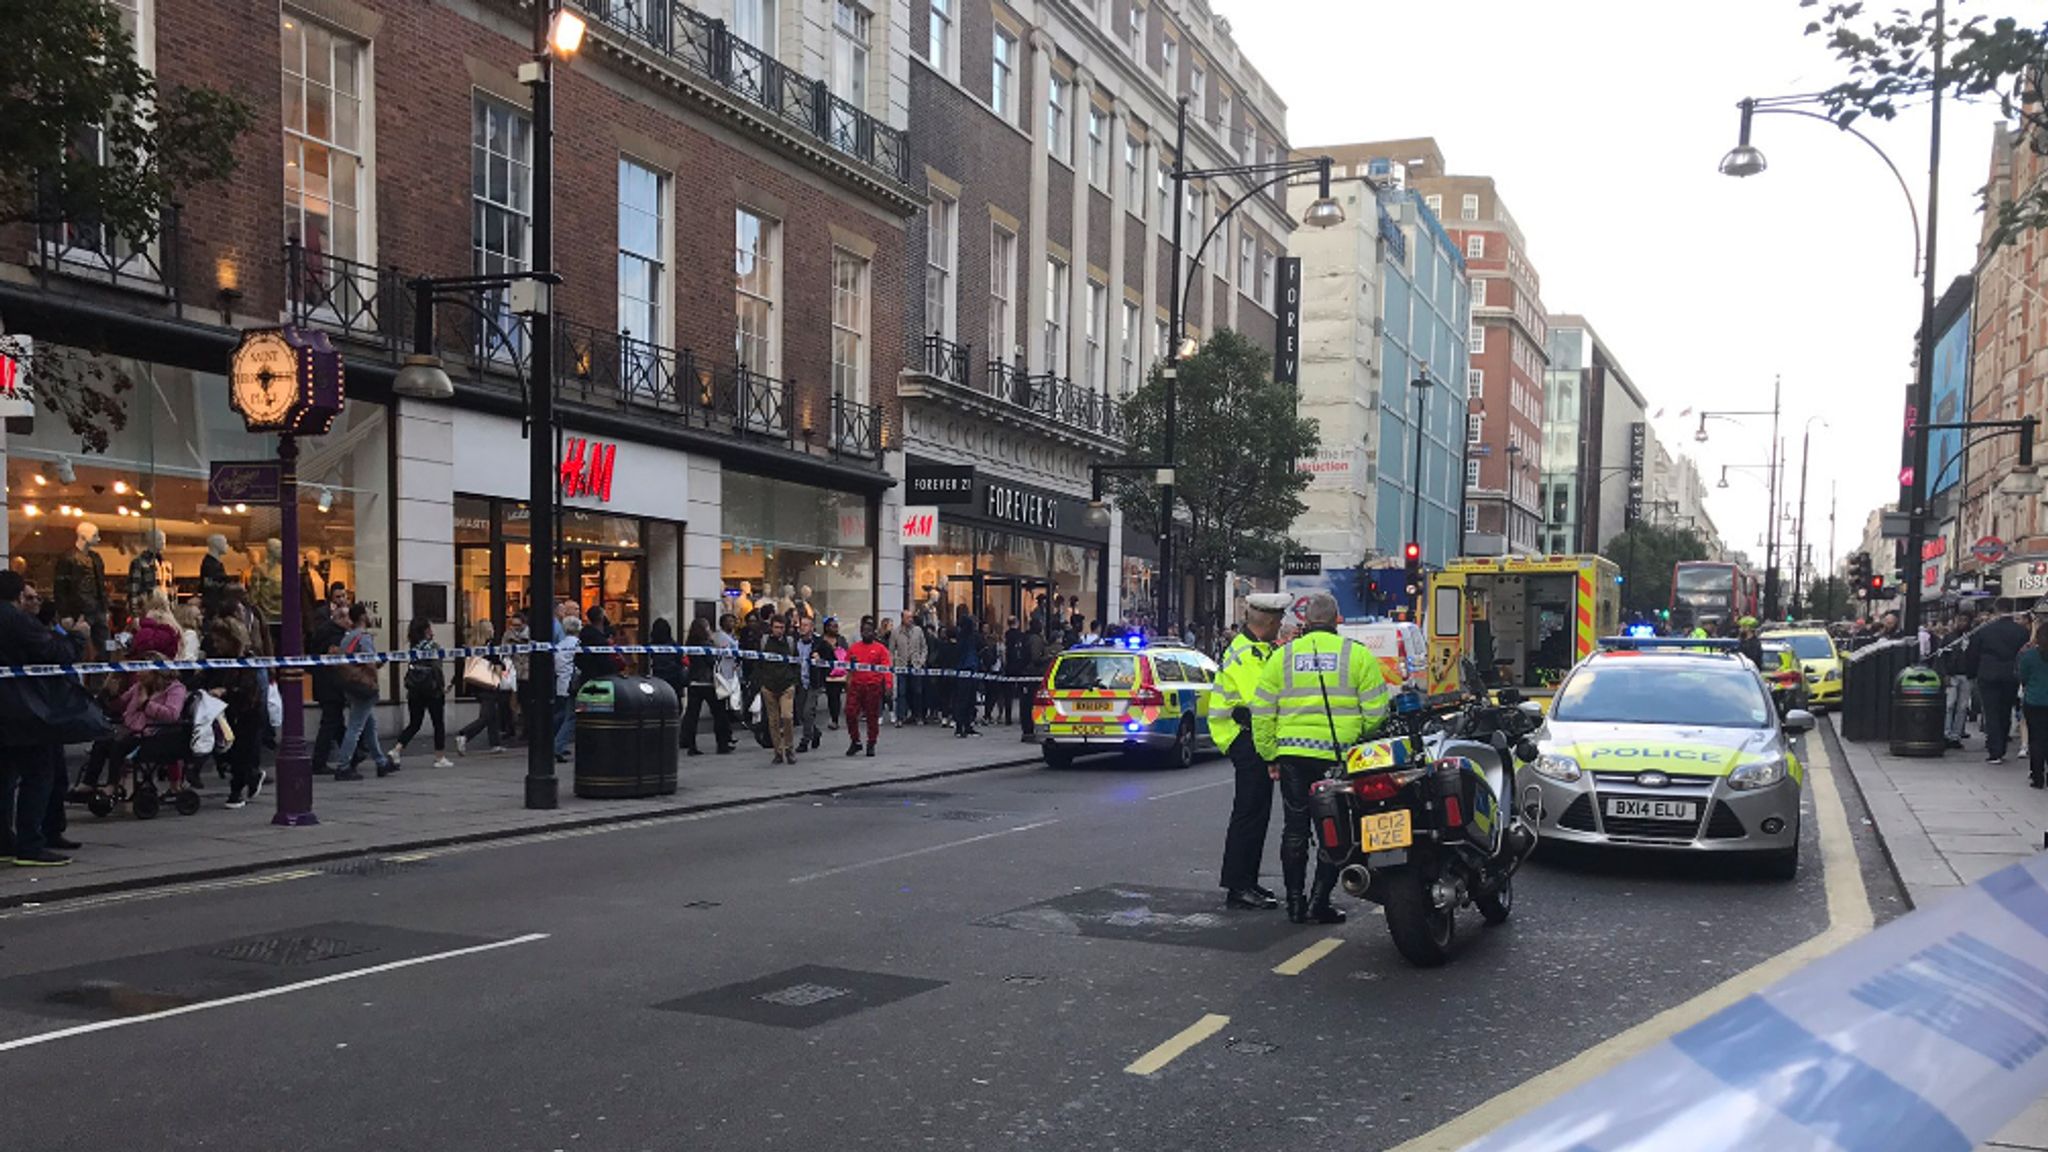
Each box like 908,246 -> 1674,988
1276,756 -> 1339,899
2025,704 -> 2048,784
399,694 -> 446,751
682,684 -> 732,751
3,744 -> 63,858
457,690 -> 506,748
221,708 -> 265,798
311,699 -> 346,770
954,676 -> 979,733
1982,679 -> 2020,760
1219,733 -> 1273,890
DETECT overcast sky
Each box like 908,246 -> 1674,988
1214,0 -> 2041,574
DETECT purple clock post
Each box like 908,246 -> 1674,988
228,326 -> 345,826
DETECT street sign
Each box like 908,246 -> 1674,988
1972,535 -> 2008,565
207,461 -> 284,506
1280,553 -> 1322,576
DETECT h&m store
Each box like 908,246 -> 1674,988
900,460 -> 1107,628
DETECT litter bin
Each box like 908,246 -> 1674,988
1842,639 -> 1916,743
573,675 -> 680,798
1888,664 -> 1947,758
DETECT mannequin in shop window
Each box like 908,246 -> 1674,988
794,584 -> 816,624
776,582 -> 797,616
735,580 -> 756,621
201,534 -> 233,619
248,539 -> 284,652
127,528 -> 167,617
54,521 -> 109,653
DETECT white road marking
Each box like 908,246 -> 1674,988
1388,732 -> 1872,1151
1271,937 -> 1344,977
1146,778 -> 1234,801
0,869 -> 322,921
786,820 -> 1062,884
1124,1012 -> 1230,1076
0,933 -> 550,1054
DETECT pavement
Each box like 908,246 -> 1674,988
1,716 -> 1044,907
1832,716 -> 2048,1152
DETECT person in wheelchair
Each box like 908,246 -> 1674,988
82,627 -> 187,803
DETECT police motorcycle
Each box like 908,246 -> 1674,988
1307,659 -> 1542,967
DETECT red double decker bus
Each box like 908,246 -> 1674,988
1670,561 -> 1759,631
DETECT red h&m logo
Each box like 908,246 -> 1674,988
559,437 -> 616,502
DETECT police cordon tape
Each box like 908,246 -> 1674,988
1459,853 -> 2048,1152
0,644 -> 1045,683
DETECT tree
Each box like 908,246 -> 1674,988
1805,574 -> 1854,622
1114,329 -> 1319,625
1,0 -> 254,451
1603,521 -> 1712,617
1801,1 -> 2048,249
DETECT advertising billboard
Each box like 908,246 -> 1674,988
1928,302 -> 1970,496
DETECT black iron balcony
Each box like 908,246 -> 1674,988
923,334 -> 971,384
556,318 -> 794,442
585,0 -> 910,184
831,394 -> 882,460
285,239 -> 405,346
34,195 -> 180,299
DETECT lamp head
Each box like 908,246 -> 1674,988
547,8 -> 587,56
1719,98 -> 1766,177
393,353 -> 455,400
1084,500 -> 1112,529
1301,158 -> 1345,229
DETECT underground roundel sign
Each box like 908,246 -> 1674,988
1972,536 -> 2008,565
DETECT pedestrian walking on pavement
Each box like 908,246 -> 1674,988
2017,620 -> 2048,789
792,614 -> 824,752
392,617 -> 452,767
0,574 -> 100,866
331,603 -> 397,781
1021,621 -> 1049,743
202,616 -> 269,809
845,617 -> 892,756
1251,590 -> 1393,925
1968,602 -> 2031,765
308,600 -> 351,774
648,616 -> 687,726
890,611 -> 926,726
1940,613 -> 1977,748
553,615 -> 582,762
682,616 -> 735,755
503,612 -> 533,743
953,606 -> 981,736
757,614 -> 799,763
455,620 -> 509,755
1213,592 -> 1289,910
822,616 -> 849,730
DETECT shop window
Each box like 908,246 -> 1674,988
721,471 -> 873,625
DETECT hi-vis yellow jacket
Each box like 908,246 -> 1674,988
1207,630 -> 1273,750
1251,628 -> 1391,763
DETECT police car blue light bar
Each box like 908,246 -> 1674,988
1598,636 -> 1741,652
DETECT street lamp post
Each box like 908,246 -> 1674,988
1409,372 -> 1433,556
1162,97 -> 1344,631
1694,377 -> 1782,615
1790,416 -> 1827,618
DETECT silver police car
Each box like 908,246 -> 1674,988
1518,643 -> 1813,879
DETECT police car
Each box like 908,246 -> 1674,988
1520,639 -> 1814,879
1032,639 -> 1218,769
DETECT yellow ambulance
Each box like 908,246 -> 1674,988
1424,554 -> 1623,701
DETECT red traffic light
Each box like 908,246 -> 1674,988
1869,576 -> 1883,590
1404,542 -> 1421,561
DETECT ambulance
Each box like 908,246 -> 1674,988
1423,554 -> 1622,701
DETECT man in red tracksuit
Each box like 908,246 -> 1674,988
845,616 -> 893,757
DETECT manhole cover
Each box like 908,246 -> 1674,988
1228,1039 -> 1279,1055
211,935 -> 379,967
977,885 -> 1304,953
826,789 -> 954,808
756,982 -> 851,1008
934,810 -> 998,822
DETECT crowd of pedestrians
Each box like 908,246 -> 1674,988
1928,599 -> 2048,786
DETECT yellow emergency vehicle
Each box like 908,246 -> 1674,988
1424,554 -> 1622,700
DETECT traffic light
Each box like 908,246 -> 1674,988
1404,542 -> 1423,594
1848,552 -> 1871,592
1868,575 -> 1885,601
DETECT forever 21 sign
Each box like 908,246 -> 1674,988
984,482 -> 1059,531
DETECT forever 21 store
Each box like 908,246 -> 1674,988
901,460 -> 1106,628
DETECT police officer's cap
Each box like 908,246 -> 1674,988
1245,593 -> 1292,615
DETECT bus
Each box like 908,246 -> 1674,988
1670,560 -> 1759,631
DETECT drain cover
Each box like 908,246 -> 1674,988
1228,1039 -> 1279,1055
211,935 -> 379,967
680,900 -> 722,910
934,810 -> 998,822
756,982 -> 851,1008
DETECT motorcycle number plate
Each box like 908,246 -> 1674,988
1360,810 -> 1413,852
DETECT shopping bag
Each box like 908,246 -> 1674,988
266,682 -> 284,729
464,655 -> 499,691
190,692 -> 228,755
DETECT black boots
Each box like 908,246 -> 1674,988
1296,884 -> 1346,925
1285,892 -> 1308,922
1226,888 -> 1278,910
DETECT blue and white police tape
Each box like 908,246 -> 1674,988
0,643 -> 1042,683
1461,853 -> 2048,1152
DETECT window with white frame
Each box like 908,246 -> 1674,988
1045,257 -> 1071,375
1084,280 -> 1107,390
474,96 -> 532,359
734,206 -> 780,375
282,11 -> 369,270
618,158 -> 668,346
1125,135 -> 1144,217
926,0 -> 953,75
1218,91 -> 1233,138
1466,233 -> 1484,259
1183,185 -> 1200,258
991,29 -> 1018,122
1241,118 -> 1256,166
1466,368 -> 1484,399
1156,163 -> 1171,224
1461,193 -> 1479,220
1154,317 -> 1168,361
829,1 -> 870,143
1047,75 -> 1071,163
1189,63 -> 1206,114
1469,324 -> 1486,353
1466,459 -> 1481,487
924,191 -> 956,340
832,248 -> 871,403
1238,233 -> 1254,286
1127,3 -> 1145,58
1424,193 -> 1441,217
988,224 -> 1017,362
1120,300 -> 1139,395
1465,503 -> 1478,532
734,0 -> 776,51
1470,277 -> 1485,307
1258,251 -> 1275,309
1161,37 -> 1177,94
1087,105 -> 1108,186
1467,414 -> 1483,444
53,0 -> 155,270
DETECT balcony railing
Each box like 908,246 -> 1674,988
923,334 -> 971,384
831,394 -> 881,460
285,240 -> 404,346
586,0 -> 910,184
34,196 -> 179,298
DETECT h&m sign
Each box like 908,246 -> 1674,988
559,437 -> 617,502
1273,257 -> 1303,386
